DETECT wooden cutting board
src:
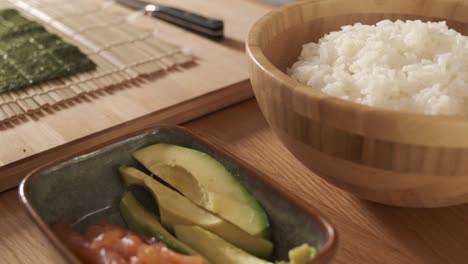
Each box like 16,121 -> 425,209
0,0 -> 272,191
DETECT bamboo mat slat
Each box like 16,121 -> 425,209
0,0 -> 194,122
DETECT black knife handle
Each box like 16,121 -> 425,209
153,6 -> 224,40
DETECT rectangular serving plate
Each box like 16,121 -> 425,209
19,125 -> 337,264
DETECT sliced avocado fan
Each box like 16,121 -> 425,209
118,165 -> 273,259
132,143 -> 271,239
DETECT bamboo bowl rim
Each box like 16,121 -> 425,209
246,0 -> 468,139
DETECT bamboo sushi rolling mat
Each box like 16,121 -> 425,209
0,0 -> 271,191
0,0 -> 193,121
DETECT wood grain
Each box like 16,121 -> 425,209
0,0 -> 271,190
246,0 -> 468,207
0,80 -> 252,191
3,99 -> 468,264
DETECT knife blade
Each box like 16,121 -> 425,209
115,0 -> 224,40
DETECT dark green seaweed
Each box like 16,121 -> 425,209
0,9 -> 96,93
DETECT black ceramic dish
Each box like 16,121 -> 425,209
19,125 -> 337,264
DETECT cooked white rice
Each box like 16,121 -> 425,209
288,20 -> 468,115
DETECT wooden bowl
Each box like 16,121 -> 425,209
246,0 -> 468,207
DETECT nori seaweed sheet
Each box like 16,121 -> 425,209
0,9 -> 96,93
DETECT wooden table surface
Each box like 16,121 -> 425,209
1,98 -> 468,264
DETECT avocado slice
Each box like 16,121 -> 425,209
119,192 -> 197,256
288,244 -> 316,264
174,226 -> 318,264
175,225 -> 272,264
119,165 -> 146,185
118,166 -> 273,259
132,143 -> 271,239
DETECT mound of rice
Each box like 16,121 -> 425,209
288,20 -> 468,115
